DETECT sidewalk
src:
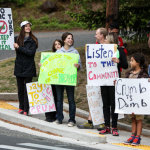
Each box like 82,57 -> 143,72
0,99 -> 150,150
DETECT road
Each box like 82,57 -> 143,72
0,30 -> 95,60
0,126 -> 98,150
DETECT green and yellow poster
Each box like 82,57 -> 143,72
38,52 -> 79,86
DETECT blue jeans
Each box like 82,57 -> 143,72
55,85 -> 76,123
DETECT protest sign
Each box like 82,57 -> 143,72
0,8 -> 14,50
38,52 -> 79,86
115,78 -> 150,114
86,85 -> 124,125
86,86 -> 104,125
26,82 -> 56,114
85,44 -> 118,86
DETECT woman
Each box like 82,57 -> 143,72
55,32 -> 82,127
14,21 -> 38,115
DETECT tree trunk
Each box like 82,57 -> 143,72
106,0 -> 119,29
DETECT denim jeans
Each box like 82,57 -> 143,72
55,85 -> 76,123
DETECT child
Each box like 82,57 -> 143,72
14,21 -> 38,116
55,32 -> 82,127
45,39 -> 63,122
52,39 -> 63,52
123,53 -> 148,146
99,32 -> 128,136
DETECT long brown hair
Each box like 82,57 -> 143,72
16,25 -> 38,48
52,39 -> 63,52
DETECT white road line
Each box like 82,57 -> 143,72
17,143 -> 74,150
0,145 -> 37,150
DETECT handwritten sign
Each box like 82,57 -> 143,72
85,44 -> 118,86
86,86 -> 104,125
115,78 -> 150,114
38,52 -> 79,86
26,82 -> 56,114
0,8 -> 14,50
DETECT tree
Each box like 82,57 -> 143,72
106,0 -> 119,29
68,0 -> 150,33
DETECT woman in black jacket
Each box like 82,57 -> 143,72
14,21 -> 38,115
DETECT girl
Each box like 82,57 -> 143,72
14,21 -> 38,116
52,39 -> 63,52
55,32 -> 82,127
123,53 -> 148,146
99,32 -> 128,136
45,39 -> 63,122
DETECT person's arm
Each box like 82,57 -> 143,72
17,41 -> 37,56
118,47 -> 128,69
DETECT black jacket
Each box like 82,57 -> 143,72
14,36 -> 37,77
117,47 -> 128,77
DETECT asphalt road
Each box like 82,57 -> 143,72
0,30 -> 95,60
0,126 -> 99,150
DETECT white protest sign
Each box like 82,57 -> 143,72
0,8 -> 14,50
85,44 -> 118,86
86,85 -> 124,125
86,86 -> 104,125
26,82 -> 56,114
115,78 -> 150,114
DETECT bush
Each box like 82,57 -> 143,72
0,0 -> 33,6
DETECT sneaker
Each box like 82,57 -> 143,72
99,127 -> 111,134
45,119 -> 56,122
123,135 -> 135,145
68,122 -> 75,127
112,128 -> 119,136
23,112 -> 28,116
77,122 -> 93,129
131,136 -> 141,146
97,123 -> 105,131
18,109 -> 23,114
54,120 -> 62,124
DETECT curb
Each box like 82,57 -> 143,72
0,93 -> 150,137
0,93 -> 18,101
0,108 -> 106,144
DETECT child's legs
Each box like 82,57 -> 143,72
66,86 -> 76,123
109,86 -> 118,128
136,115 -> 144,136
88,111 -> 92,121
131,117 -> 137,134
45,85 -> 57,121
136,120 -> 142,136
101,86 -> 110,127
55,85 -> 64,121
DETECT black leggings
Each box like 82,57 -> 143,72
16,77 -> 32,113
45,85 -> 57,121
101,86 -> 118,128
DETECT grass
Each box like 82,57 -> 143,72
0,0 -> 84,32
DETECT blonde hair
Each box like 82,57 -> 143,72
97,28 -> 108,39
106,34 -> 114,44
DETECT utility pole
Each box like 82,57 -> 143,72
106,0 -> 119,29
